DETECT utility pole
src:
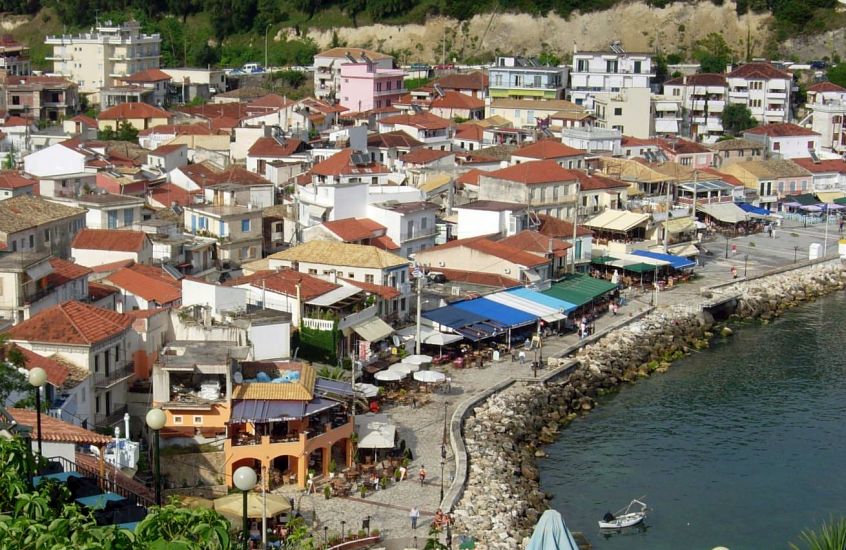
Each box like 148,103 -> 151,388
663,179 -> 673,254
571,180 -> 580,273
265,24 -> 272,70
414,263 -> 423,355
691,169 -> 698,220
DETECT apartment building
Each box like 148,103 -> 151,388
487,56 -> 567,101
592,87 -> 652,139
663,73 -> 728,137
313,47 -> 394,101
569,42 -> 653,109
726,62 -> 792,124
0,36 -> 31,76
45,20 -> 161,101
4,75 -> 79,122
338,62 -> 406,113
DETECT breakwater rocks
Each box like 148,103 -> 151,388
452,261 -> 846,549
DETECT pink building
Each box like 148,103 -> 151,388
339,62 -> 406,113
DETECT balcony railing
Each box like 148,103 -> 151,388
94,362 -> 135,389
95,404 -> 128,428
400,228 -> 438,242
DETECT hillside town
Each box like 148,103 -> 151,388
1,20 -> 846,550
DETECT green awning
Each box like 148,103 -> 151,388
542,274 -> 618,307
835,197 -> 846,206
621,262 -> 655,273
590,255 -> 619,265
791,193 -> 819,206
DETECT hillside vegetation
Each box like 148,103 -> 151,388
1,0 -> 844,71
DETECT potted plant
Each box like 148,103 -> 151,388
379,476 -> 388,490
328,459 -> 337,479
394,469 -> 402,483
360,484 -> 367,498
357,529 -> 366,539
323,484 -> 331,500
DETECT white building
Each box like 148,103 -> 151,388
366,201 -> 439,259
662,73 -> 728,137
452,200 -> 530,240
592,87 -> 652,139
71,229 -> 153,267
45,20 -> 161,100
726,62 -> 792,124
569,43 -> 654,109
487,55 -> 568,101
743,123 -> 821,160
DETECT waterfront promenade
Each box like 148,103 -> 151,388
276,219 -> 842,549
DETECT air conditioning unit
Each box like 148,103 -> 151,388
438,261 -> 445,267
504,268 -> 511,274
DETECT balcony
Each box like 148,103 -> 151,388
691,100 -> 725,111
95,404 -> 128,428
767,91 -> 787,100
765,109 -> 786,118
226,421 -> 353,462
400,228 -> 438,242
94,362 -> 135,389
729,90 -> 748,99
374,88 -> 405,97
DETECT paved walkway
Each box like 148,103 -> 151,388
273,219 -> 841,548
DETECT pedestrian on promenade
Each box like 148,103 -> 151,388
419,465 -> 427,485
410,506 -> 420,530
399,464 -> 407,481
840,219 -> 844,233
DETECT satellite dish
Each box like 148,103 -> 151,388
233,371 -> 243,384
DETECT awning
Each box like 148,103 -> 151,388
314,378 -> 354,397
590,255 -> 619,265
788,193 -> 818,206
816,191 -> 846,203
584,209 -> 651,232
484,291 -> 566,322
351,317 -> 393,342
543,274 -> 618,307
230,398 -> 341,423
26,261 -> 53,282
697,202 -> 749,224
662,217 -> 695,234
631,249 -> 696,270
306,285 -> 362,307
737,202 -> 773,218
452,297 -> 538,329
508,287 -> 578,314
620,262 -> 655,273
422,305 -> 506,341
395,325 -> 464,346
652,242 -> 700,257
354,413 -> 396,449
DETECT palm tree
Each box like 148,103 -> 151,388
790,518 -> 846,550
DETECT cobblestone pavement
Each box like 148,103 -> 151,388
271,218 -> 841,548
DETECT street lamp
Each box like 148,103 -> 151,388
744,254 -> 749,278
28,367 -> 47,457
323,526 -> 328,549
264,24 -> 272,71
233,466 -> 257,550
145,408 -> 166,506
724,234 -> 730,259
794,245 -> 800,264
440,402 -> 448,502
341,520 -> 346,541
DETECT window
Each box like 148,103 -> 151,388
514,109 -> 521,120
173,415 -> 183,424
44,229 -> 50,242
553,187 -> 559,201
308,268 -> 317,274
241,219 -> 251,232
376,82 -> 382,92
577,59 -> 587,72
533,75 -> 541,88
606,60 -> 618,73
406,220 -> 414,237
107,210 -> 118,229
633,61 -> 642,74
614,107 -> 622,116
673,88 -> 680,96
365,274 -> 375,283
773,142 -> 780,151
527,110 -> 535,123
400,297 -> 406,310
680,157 -> 691,166
386,81 -> 392,91
807,141 -> 815,150
348,272 -> 354,278
123,208 -> 134,226
396,80 -> 401,89
421,217 -> 428,230
94,354 -> 100,373
10,241 -> 15,252
95,395 -> 101,414
28,235 -> 33,249
193,416 -> 203,425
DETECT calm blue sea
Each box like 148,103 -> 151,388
539,292 -> 846,550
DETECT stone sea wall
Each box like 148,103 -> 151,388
452,261 -> 846,549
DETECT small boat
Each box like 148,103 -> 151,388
598,498 -> 648,529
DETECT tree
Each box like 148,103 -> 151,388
537,51 -> 561,67
827,63 -> 846,88
721,103 -> 757,136
694,32 -> 734,74
0,335 -> 29,405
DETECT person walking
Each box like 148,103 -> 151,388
410,506 -> 420,530
398,464 -> 407,481
418,465 -> 427,485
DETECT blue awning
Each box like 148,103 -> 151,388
423,305 -> 489,330
631,249 -> 695,270
737,202 -> 772,217
452,297 -> 538,329
230,398 -> 341,423
508,287 -> 578,314
315,378 -> 355,397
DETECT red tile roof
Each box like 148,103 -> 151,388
4,75 -> 75,88
431,267 -> 519,288
150,143 -> 186,155
664,73 -> 727,87
791,157 -> 846,174
1,116 -> 30,127
88,280 -> 119,300
8,301 -> 132,345
513,139 -> 585,160
72,229 -> 149,253
247,137 -> 303,158
456,168 -> 485,187
90,258 -> 136,274
11,346 -> 69,386
367,131 -> 425,149
122,68 -> 172,83
429,236 -> 548,267
744,123 -> 820,137
340,277 -> 400,300
322,218 -> 386,241
536,214 -> 593,238
697,167 -> 744,186
454,124 -> 485,141
484,159 -> 580,185
370,234 -> 400,251
46,257 -> 92,287
225,269 -> 339,301
380,112 -> 451,130
312,149 -> 390,177
138,123 -> 217,137
498,230 -> 571,258
98,102 -> 171,121
656,137 -> 712,155
7,407 -> 112,445
435,71 -> 488,91
621,135 -> 659,147
430,91 -> 485,110
808,81 -> 846,93
125,307 -> 169,319
248,94 -> 294,109
211,165 -> 272,186
399,148 -> 454,164
72,114 -> 98,127
149,182 -> 197,207
727,62 -> 792,80
0,170 -> 35,189
104,265 -> 183,304
574,171 -> 629,190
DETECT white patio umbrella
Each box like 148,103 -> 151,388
405,354 -> 433,366
353,383 -> 379,398
374,370 -> 405,382
413,370 -> 446,384
389,363 -> 415,376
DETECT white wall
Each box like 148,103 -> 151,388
454,208 -> 505,239
181,279 -> 248,319
23,143 -> 86,178
231,126 -> 272,162
236,285 -> 302,325
249,321 -> 290,360
72,248 -> 141,268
